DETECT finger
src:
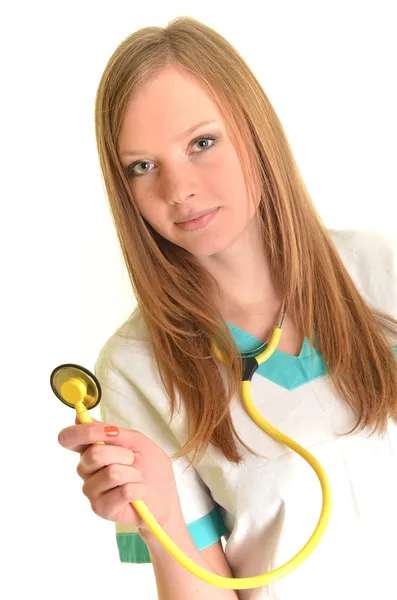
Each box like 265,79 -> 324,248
82,464 -> 142,499
58,423 -> 104,454
78,444 -> 135,478
58,422 -> 143,454
90,482 -> 147,522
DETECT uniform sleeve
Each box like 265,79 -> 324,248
94,345 -> 228,564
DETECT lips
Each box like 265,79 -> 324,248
174,207 -> 220,231
175,208 -> 217,223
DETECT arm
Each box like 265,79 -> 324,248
139,508 -> 239,600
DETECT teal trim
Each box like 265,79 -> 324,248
227,322 -> 324,391
227,322 -> 397,391
116,504 -> 228,564
117,530 -> 151,564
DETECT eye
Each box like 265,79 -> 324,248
127,160 -> 153,178
191,134 -> 217,153
126,134 -> 218,178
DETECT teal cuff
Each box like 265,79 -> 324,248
116,504 -> 228,563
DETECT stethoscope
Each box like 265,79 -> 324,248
50,301 -> 332,591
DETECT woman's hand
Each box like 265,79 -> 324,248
58,417 -> 183,531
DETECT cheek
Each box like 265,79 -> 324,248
130,186 -> 162,225
215,170 -> 256,221
207,155 -> 241,199
214,149 -> 256,207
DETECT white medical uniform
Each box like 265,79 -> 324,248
96,230 -> 397,600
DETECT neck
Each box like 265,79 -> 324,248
199,216 -> 282,320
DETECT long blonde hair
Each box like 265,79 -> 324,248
94,16 -> 397,466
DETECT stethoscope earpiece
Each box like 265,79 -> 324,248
50,363 -> 101,410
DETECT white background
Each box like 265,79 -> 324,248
1,1 -> 396,598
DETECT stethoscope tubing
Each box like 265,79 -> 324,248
54,301 -> 332,590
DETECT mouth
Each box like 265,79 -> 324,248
175,208 -> 218,224
174,207 -> 220,232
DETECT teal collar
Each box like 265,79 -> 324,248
227,322 -> 397,391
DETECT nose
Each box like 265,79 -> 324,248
159,164 -> 196,205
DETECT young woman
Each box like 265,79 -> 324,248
58,17 -> 397,600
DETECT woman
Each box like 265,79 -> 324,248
58,16 -> 397,600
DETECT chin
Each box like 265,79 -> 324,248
182,235 -> 233,257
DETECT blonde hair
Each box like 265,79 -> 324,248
94,16 -> 397,465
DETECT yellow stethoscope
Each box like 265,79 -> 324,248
50,302 -> 332,591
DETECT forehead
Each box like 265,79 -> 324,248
118,67 -> 225,152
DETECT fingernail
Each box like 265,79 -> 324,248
104,425 -> 119,437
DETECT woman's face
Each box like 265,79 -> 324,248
118,66 -> 261,257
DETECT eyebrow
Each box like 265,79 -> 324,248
119,119 -> 219,158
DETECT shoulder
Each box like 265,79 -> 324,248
328,229 -> 397,318
328,229 -> 397,270
93,306 -> 177,430
94,306 -> 153,378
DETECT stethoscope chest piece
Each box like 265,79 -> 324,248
50,363 -> 101,410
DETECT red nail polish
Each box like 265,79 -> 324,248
104,425 -> 119,436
